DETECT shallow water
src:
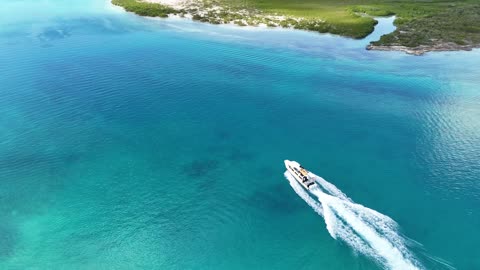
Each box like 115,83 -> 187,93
1,1 -> 479,269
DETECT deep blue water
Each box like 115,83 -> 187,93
1,1 -> 480,269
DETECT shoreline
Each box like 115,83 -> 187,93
111,0 -> 376,39
367,43 -> 478,56
111,0 -> 480,56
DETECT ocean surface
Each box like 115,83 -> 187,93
1,0 -> 480,269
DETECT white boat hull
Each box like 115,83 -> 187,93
284,160 -> 317,190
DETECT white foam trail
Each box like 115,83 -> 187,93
310,173 -> 350,202
288,173 -> 323,216
285,171 -> 422,270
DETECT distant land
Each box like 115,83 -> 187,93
112,0 -> 480,55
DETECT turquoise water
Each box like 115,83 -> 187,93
1,1 -> 480,269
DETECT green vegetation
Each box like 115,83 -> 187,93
367,2 -> 480,48
248,0 -> 480,44
245,0 -> 378,38
112,0 -> 176,17
113,0 -> 480,52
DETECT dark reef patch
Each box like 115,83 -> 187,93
37,27 -> 71,42
182,159 -> 219,178
214,130 -> 232,142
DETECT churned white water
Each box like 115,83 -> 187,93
285,172 -> 422,270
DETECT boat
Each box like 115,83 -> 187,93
284,160 -> 317,190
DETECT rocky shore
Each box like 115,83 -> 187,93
367,43 -> 478,56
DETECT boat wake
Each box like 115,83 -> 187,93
285,171 -> 423,270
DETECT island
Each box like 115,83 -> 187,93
112,0 -> 480,55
